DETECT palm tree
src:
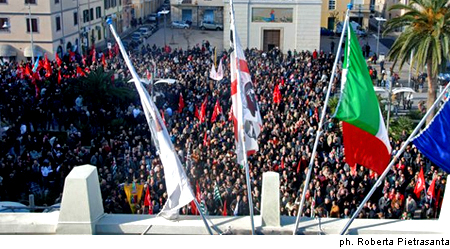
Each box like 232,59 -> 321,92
383,0 -> 450,123
67,67 -> 136,109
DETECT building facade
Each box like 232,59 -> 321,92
170,0 -> 224,28
223,0 -> 321,53
320,0 -> 375,32
0,0 -> 144,62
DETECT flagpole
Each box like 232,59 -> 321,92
292,5 -> 352,235
339,80 -> 450,235
107,18 -> 213,235
229,0 -> 256,235
193,198 -> 214,235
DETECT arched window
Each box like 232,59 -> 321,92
66,42 -> 73,51
57,45 -> 63,58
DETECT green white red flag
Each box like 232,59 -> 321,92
334,25 -> 391,175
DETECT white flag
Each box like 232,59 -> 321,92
230,28 -> 262,165
216,58 -> 224,81
107,19 -> 194,220
209,58 -> 224,81
209,62 -> 217,80
140,89 -> 194,219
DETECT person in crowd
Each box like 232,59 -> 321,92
0,43 -> 445,221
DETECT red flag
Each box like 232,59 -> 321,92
203,131 -> 209,147
91,47 -> 96,64
435,187 -> 441,216
160,109 -> 166,126
44,54 -> 52,77
414,167 -> 425,198
114,43 -> 119,57
211,99 -> 222,123
76,66 -> 86,77
58,70 -> 62,85
191,182 -> 202,215
273,83 -> 281,104
314,107 -> 319,123
196,182 -> 201,202
280,157 -> 285,170
146,69 -> 152,81
33,81 -> 40,99
25,65 -> 32,78
178,93 -> 185,113
190,200 -> 197,215
427,177 -> 436,199
200,96 -> 207,123
101,54 -> 107,67
109,48 -> 113,60
144,187 -> 151,207
32,71 -> 41,81
195,105 -> 200,120
55,53 -> 62,67
222,200 -> 227,216
38,58 -> 44,71
81,55 -> 87,66
69,51 -> 75,62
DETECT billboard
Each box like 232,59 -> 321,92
252,8 -> 293,23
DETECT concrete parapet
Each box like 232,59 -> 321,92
56,165 -> 104,234
261,172 -> 280,227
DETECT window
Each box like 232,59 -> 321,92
56,16 -> 61,31
96,7 -> 101,19
73,11 -> 78,25
104,0 -> 110,10
25,0 -> 36,4
111,0 -> 116,8
0,18 -> 9,31
55,0 -> 59,3
90,8 -> 94,21
0,0 -> 7,4
97,29 -> 101,41
83,9 -> 89,23
26,18 -> 38,32
328,0 -> 336,10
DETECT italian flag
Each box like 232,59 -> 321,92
334,25 -> 391,175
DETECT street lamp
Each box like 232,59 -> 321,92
3,5 -> 35,63
375,17 -> 386,58
158,10 -> 169,47
22,3 -> 36,65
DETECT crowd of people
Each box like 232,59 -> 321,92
0,39 -> 446,220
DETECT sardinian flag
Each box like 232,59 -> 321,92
230,25 -> 262,165
210,58 -> 224,81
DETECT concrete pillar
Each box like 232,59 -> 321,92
261,172 -> 280,227
56,165 -> 104,234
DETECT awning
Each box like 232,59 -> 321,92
23,45 -> 44,57
392,87 -> 416,95
155,78 -> 177,85
0,44 -> 17,57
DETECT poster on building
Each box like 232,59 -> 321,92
252,8 -> 293,23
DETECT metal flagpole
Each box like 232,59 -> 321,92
193,198 -> 214,235
340,81 -> 450,235
292,5 -> 352,235
229,0 -> 256,235
107,18 -> 213,235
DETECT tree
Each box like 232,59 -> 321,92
65,67 -> 136,110
383,0 -> 450,124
